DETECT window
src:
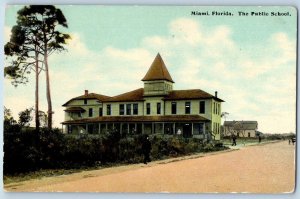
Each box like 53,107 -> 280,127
157,102 -> 161,114
67,125 -> 72,134
119,104 -> 124,115
126,104 -> 131,115
218,104 -> 220,115
199,123 -> 204,134
84,99 -> 87,105
99,107 -> 103,116
199,101 -> 205,114
171,102 -> 177,114
89,108 -> 93,117
185,102 -> 191,114
133,103 -> 138,115
214,102 -> 216,114
214,123 -> 217,133
107,104 -> 111,115
146,103 -> 151,115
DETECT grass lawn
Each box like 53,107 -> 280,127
3,168 -> 84,184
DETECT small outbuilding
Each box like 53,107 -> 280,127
223,121 -> 258,138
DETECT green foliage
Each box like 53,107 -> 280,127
18,107 -> 33,126
4,129 -> 228,175
4,107 -> 20,133
4,5 -> 71,129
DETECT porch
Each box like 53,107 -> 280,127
61,115 -> 210,139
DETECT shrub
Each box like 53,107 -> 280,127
4,129 -> 228,175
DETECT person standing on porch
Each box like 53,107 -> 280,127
177,128 -> 182,135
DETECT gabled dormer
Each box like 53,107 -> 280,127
142,53 -> 174,96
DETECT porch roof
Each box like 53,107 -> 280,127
62,115 -> 210,124
64,107 -> 86,113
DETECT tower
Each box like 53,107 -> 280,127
142,53 -> 174,96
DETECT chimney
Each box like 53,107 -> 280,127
84,90 -> 88,96
215,91 -> 218,98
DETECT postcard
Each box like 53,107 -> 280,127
3,5 -> 297,193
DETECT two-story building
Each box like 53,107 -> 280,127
62,53 -> 224,140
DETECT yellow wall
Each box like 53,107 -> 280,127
102,101 -> 144,116
64,99 -> 103,121
210,99 -> 222,140
64,96 -> 223,140
164,99 -> 212,120
143,80 -> 173,96
143,97 -> 165,115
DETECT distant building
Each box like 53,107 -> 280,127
223,121 -> 258,138
62,53 -> 224,140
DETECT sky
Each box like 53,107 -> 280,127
3,5 -> 297,134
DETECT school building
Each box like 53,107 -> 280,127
62,53 -> 224,140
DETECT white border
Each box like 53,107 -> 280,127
0,1 -> 298,199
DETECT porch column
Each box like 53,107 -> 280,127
191,123 -> 194,135
61,124 -> 64,133
105,123 -> 108,133
85,124 -> 88,133
162,122 -> 165,134
120,123 -> 123,135
173,123 -> 175,134
142,123 -> 144,134
127,123 -> 129,134
98,123 -> 101,134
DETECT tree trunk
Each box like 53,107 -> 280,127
44,49 -> 52,129
35,50 -> 40,133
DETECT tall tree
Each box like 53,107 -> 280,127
5,21 -> 43,132
5,5 -> 70,129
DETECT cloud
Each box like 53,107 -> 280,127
241,32 -> 296,78
169,18 -> 202,46
3,17 -> 296,134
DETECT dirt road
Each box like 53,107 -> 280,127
5,141 -> 295,193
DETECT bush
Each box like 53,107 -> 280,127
4,129 -> 228,175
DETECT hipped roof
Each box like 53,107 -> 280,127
62,93 -> 111,106
165,89 -> 224,102
142,53 -> 174,83
224,121 -> 258,130
64,88 -> 225,104
106,88 -> 144,102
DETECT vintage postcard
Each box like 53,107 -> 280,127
3,5 -> 297,193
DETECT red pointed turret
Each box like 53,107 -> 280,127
142,53 -> 174,83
